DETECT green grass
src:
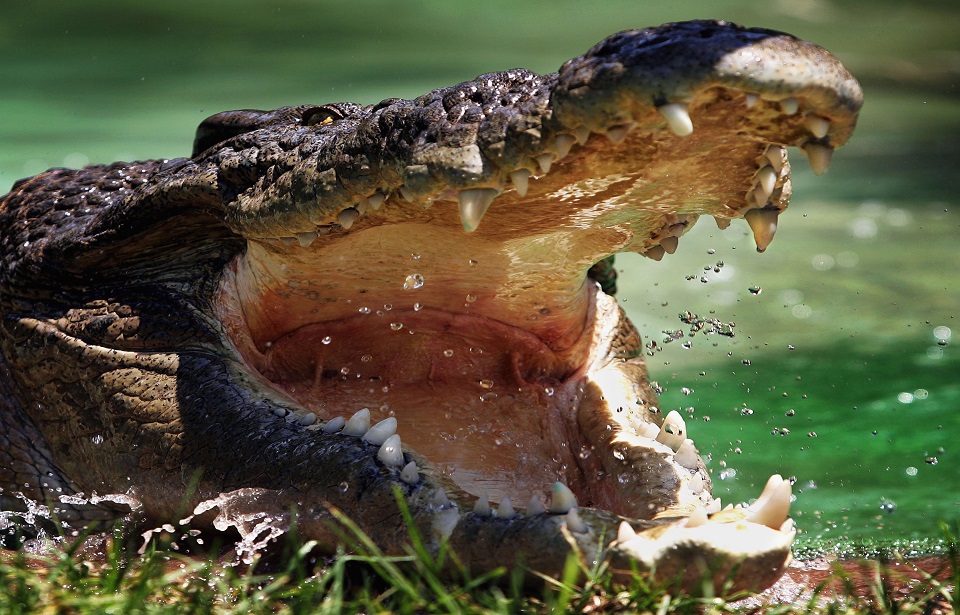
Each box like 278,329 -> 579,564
2,517 -> 956,614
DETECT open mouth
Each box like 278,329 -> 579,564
184,21 -> 862,592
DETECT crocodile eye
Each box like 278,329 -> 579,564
302,106 -> 345,126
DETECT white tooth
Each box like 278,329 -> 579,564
458,188 -> 498,232
280,237 -> 297,247
655,411 -> 686,452
432,489 -> 451,507
660,236 -> 679,255
497,495 -> 515,518
362,417 -> 398,445
398,186 -> 414,202
643,245 -> 666,261
355,199 -> 371,215
377,434 -> 404,467
780,518 -> 796,534
367,192 -> 385,210
805,115 -> 830,139
549,482 -> 577,514
534,153 -> 554,174
764,145 -> 785,173
689,472 -> 704,495
321,416 -> 345,433
342,408 -> 371,436
687,505 -> 708,528
658,103 -> 694,137
780,97 -> 799,115
473,493 -> 491,516
574,126 -> 591,145
527,495 -> 545,515
554,134 -> 576,159
432,506 -> 460,541
747,474 -> 792,530
668,223 -> 687,237
297,412 -> 317,426
400,461 -> 420,485
705,499 -> 722,515
714,216 -> 732,230
565,509 -> 587,533
639,423 -> 660,439
605,124 -> 629,144
755,166 -> 777,202
675,439 -> 699,470
744,208 -> 779,253
724,503 -> 735,511
802,143 -> 833,175
296,231 -> 318,247
617,521 -> 637,542
509,169 -> 530,197
745,93 -> 759,108
338,208 -> 360,229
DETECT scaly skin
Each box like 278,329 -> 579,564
0,21 -> 862,594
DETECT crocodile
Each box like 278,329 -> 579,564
0,21 -> 862,594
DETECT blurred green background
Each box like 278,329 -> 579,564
2,1 -> 958,544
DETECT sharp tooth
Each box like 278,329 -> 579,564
377,434 -> 404,467
744,208 -> 779,253
655,410 -> 686,452
355,199 -> 371,215
639,423 -> 660,439
362,417 -> 397,445
367,192 -> 385,210
714,216 -> 732,230
432,489 -> 451,507
342,408 -> 371,436
745,93 -> 759,108
764,145 -> 786,173
605,124 -> 630,144
554,134 -> 576,159
534,153 -> 554,174
400,461 -> 420,485
458,188 -> 498,232
780,97 -> 799,115
321,416 -> 345,433
643,245 -> 666,261
747,474 -> 792,530
565,509 -> 587,533
549,482 -> 577,514
705,499 -> 721,514
509,169 -> 530,197
658,103 -> 694,136
755,166 -> 777,202
338,208 -> 360,229
296,231 -> 318,247
574,126 -> 591,145
689,472 -> 704,495
687,505 -> 708,528
660,236 -> 679,255
280,237 -> 297,247
526,494 -> 545,515
675,439 -> 699,470
398,186 -> 414,202
473,492 -> 491,516
668,223 -> 687,237
617,521 -> 637,542
802,143 -> 833,175
805,115 -> 830,139
497,495 -> 515,518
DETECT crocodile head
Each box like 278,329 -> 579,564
0,21 -> 861,594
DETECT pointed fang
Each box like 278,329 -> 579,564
458,188 -> 498,232
675,439 -> 699,470
658,103 -> 694,136
714,216 -> 732,230
367,192 -> 385,210
338,208 -> 360,229
643,245 -> 666,261
509,169 -> 530,197
617,521 -> 637,542
656,410 -> 686,452
554,134 -> 576,159
747,474 -> 792,530
660,236 -> 679,255
473,493 -> 491,516
605,124 -> 629,144
744,208 -> 779,253
497,495 -> 515,518
377,434 -> 404,467
534,153 -> 554,174
780,97 -> 799,115
400,461 -> 420,485
549,482 -> 577,514
687,506 -> 708,528
362,417 -> 398,445
755,166 -> 777,202
803,143 -> 833,175
574,126 -> 591,145
805,115 -> 830,139
527,495 -> 545,515
342,408 -> 371,436
566,509 -> 587,533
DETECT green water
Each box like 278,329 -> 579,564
2,1 -> 958,544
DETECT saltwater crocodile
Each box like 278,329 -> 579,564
0,21 -> 861,593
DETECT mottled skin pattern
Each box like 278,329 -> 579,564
0,21 -> 861,594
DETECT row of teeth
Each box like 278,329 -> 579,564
302,406 -> 789,536
260,95 -> 834,247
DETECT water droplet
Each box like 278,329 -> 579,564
478,379 -> 494,389
91,434 -> 103,445
718,468 -> 737,480
879,498 -> 897,514
383,303 -> 392,311
321,336 -> 332,345
340,366 -> 350,375
612,450 -> 625,461
468,259 -> 478,266
544,386 -> 554,397
465,293 -> 477,303
390,322 -> 404,331
361,355 -> 372,363
479,392 -> 497,402
413,302 -> 423,311
410,253 -> 421,260
740,408 -> 754,416
681,387 -> 694,395
748,286 -> 762,295
358,306 -> 371,315
924,456 -> 939,465
442,349 -> 454,357
905,466 -> 918,476
339,481 -> 350,493
404,273 -> 424,290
